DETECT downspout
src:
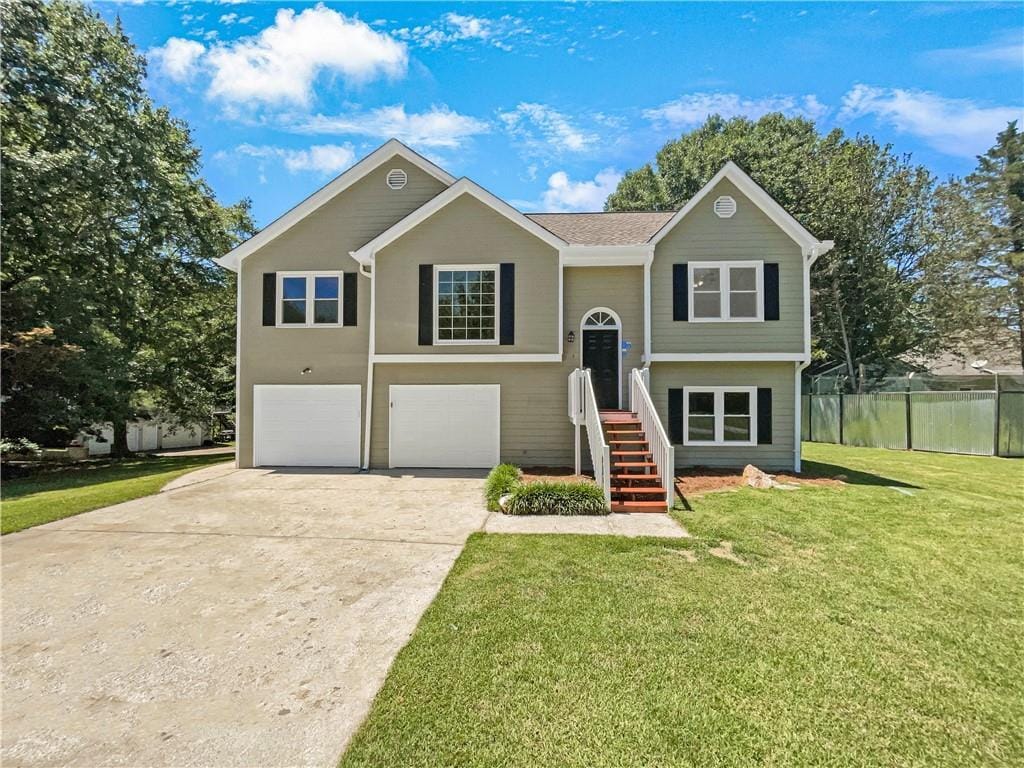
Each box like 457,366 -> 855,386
642,251 -> 653,368
795,243 -> 822,473
357,258 -> 374,470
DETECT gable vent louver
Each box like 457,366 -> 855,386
386,168 -> 408,190
714,195 -> 737,218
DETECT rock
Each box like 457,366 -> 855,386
498,493 -> 513,512
742,464 -> 777,489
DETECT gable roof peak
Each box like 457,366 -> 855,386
648,160 -> 833,258
215,138 -> 455,272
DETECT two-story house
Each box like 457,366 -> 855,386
217,139 -> 833,512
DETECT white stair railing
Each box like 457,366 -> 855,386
568,368 -> 611,507
630,368 -> 675,504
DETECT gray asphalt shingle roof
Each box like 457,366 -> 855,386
525,211 -> 675,246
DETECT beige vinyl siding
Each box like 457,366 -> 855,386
650,361 -> 797,470
651,178 -> 806,354
368,267 -> 647,467
374,194 -> 560,355
370,365 -> 574,467
236,159 -> 448,467
563,266 -> 644,408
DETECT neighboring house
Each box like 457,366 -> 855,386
216,139 -> 832,509
78,421 -> 206,456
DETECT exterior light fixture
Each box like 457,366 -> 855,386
567,331 -> 576,344
301,367 -> 312,375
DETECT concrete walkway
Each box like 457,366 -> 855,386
484,511 -> 689,537
2,468 -> 489,768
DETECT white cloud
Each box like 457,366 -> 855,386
644,92 -> 829,128
838,84 -> 1024,157
219,13 -> 238,24
235,143 -> 357,175
293,104 -> 489,149
926,32 -> 1024,70
393,12 -> 528,51
499,102 -> 599,156
538,168 -> 622,212
205,4 -> 407,107
148,37 -> 205,82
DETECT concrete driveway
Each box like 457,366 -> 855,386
2,467 -> 489,768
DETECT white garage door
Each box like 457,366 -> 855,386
389,385 -> 500,468
253,385 -> 361,467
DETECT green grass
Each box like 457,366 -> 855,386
341,444 -> 1024,767
1,452 -> 233,534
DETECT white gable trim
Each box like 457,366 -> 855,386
561,245 -> 654,266
350,178 -> 567,264
648,161 -> 829,254
216,140 -> 455,272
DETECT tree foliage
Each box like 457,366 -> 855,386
606,114 -> 943,377
1,0 -> 254,450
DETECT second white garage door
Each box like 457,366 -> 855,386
389,385 -> 500,468
253,384 -> 361,467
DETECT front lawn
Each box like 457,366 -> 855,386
341,444 -> 1023,767
1,452 -> 233,534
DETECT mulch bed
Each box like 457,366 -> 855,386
675,467 -> 845,497
520,467 -> 595,485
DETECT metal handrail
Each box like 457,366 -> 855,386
630,368 -> 675,504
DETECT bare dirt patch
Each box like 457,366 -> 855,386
675,467 -> 845,498
709,541 -> 748,566
520,467 -> 595,485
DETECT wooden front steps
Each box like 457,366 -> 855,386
599,409 -> 669,513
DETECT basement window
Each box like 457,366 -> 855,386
683,387 -> 757,446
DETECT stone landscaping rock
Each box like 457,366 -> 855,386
742,464 -> 777,489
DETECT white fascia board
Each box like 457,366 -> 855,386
350,179 -> 568,265
648,352 -> 809,362
560,245 -> 654,266
216,140 -> 456,272
804,240 -> 835,265
372,353 -> 561,364
649,162 -> 826,253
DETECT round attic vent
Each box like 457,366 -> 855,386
713,195 -> 737,218
386,168 -> 408,190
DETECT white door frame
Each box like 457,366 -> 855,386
580,307 -> 623,409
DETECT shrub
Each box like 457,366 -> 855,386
484,463 -> 522,511
0,438 -> 42,460
504,481 -> 609,516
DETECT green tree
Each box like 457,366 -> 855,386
967,122 -> 1024,368
1,0 -> 254,452
607,114 -> 938,379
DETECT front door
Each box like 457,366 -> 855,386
583,329 -> 619,409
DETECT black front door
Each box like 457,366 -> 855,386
583,329 -> 619,409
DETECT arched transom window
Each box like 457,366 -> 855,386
582,310 -> 620,329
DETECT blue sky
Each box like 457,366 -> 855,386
96,1 -> 1023,226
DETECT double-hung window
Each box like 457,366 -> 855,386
683,387 -> 757,446
434,265 -> 498,344
278,272 -> 343,327
689,261 -> 763,321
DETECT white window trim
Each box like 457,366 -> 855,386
433,264 -> 500,346
688,261 -> 764,323
682,386 -> 758,446
277,271 -> 344,328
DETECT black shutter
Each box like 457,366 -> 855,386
757,388 -> 773,444
418,264 -> 433,346
262,273 -> 276,326
342,272 -> 358,326
499,263 -> 515,346
673,263 -> 689,321
668,388 -> 684,444
764,263 -> 780,321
